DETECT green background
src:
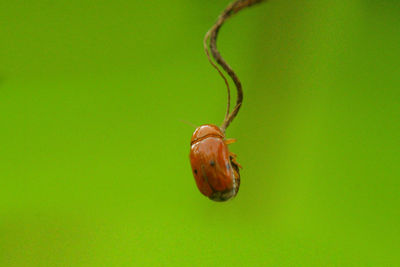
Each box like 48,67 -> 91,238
1,0 -> 399,265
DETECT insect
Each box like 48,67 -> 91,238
189,0 -> 265,201
190,124 -> 241,201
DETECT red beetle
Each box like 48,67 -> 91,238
189,124 -> 241,201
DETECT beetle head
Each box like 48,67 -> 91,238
191,124 -> 224,145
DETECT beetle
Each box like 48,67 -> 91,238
189,124 -> 241,201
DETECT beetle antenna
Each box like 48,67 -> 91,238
180,119 -> 197,128
204,0 -> 266,133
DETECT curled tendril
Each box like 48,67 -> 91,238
203,0 -> 266,133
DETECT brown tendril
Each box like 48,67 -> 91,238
203,0 -> 266,133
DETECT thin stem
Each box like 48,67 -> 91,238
203,29 -> 231,124
204,0 -> 266,133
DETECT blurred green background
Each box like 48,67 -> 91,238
1,0 -> 399,266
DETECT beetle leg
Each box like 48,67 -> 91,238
224,138 -> 237,145
229,152 -> 242,169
